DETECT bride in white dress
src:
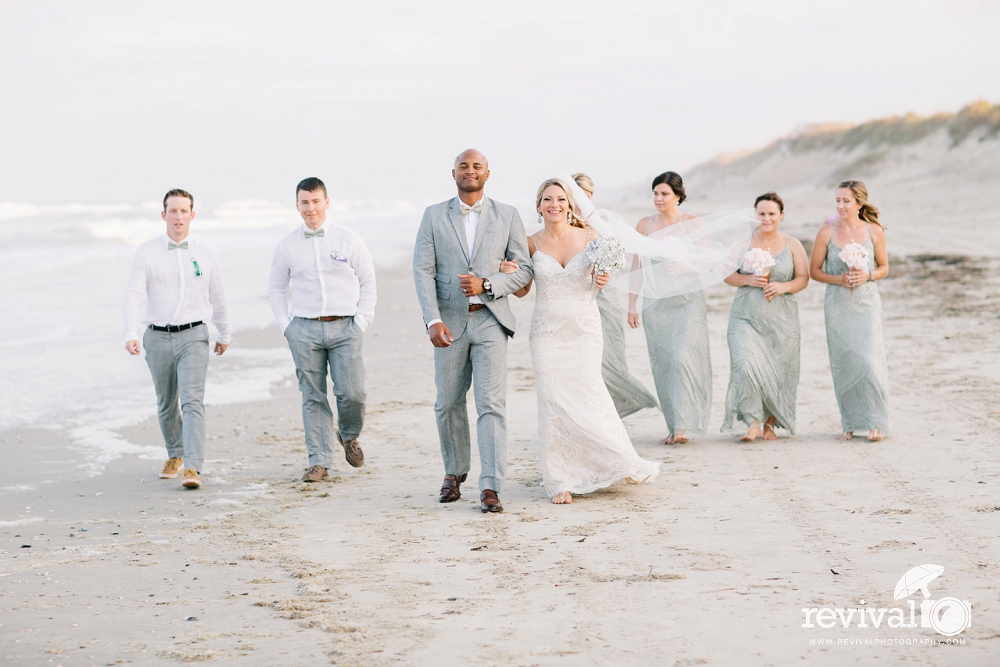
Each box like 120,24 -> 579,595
504,178 -> 660,504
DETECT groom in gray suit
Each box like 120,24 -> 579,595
413,149 -> 533,513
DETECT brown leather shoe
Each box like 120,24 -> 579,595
337,433 -> 364,468
439,473 -> 467,503
480,489 -> 503,513
301,465 -> 329,482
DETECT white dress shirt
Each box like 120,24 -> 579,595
268,220 -> 377,334
464,204 -> 485,306
426,196 -> 487,329
122,234 -> 231,343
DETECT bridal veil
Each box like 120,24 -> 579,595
551,173 -> 755,299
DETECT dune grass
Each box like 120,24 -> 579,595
785,101 -> 1000,153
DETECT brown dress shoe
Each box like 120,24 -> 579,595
302,465 -> 329,482
337,433 -> 364,468
480,489 -> 503,513
439,473 -> 467,503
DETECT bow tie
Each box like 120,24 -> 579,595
460,200 -> 483,215
304,227 -> 325,238
168,240 -> 189,250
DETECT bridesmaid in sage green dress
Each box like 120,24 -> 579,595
573,173 -> 658,418
722,192 -> 809,441
809,180 -> 890,441
628,172 -> 710,444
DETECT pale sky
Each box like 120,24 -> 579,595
1,0 -> 998,206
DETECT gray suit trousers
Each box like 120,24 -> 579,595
143,324 -> 209,471
285,317 -> 366,469
434,309 -> 507,492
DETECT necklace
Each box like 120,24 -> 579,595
757,229 -> 779,252
838,220 -> 865,243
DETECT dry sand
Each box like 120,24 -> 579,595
3,257 -> 1000,666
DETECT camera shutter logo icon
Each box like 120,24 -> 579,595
893,564 -> 972,637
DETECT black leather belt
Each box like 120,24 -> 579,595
149,321 -> 203,333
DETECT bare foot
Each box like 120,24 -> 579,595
674,432 -> 689,444
660,434 -> 673,445
763,420 -> 777,440
551,491 -> 572,504
740,423 -> 762,442
838,431 -> 854,441
867,430 -> 883,441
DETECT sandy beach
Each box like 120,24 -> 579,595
2,253 -> 999,666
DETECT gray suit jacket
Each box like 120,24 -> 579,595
413,197 -> 533,339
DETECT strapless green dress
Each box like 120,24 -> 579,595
597,286 -> 658,418
643,289 -> 712,436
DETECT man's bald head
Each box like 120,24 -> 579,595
452,149 -> 490,195
454,148 -> 488,169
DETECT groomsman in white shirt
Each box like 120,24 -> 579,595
123,189 -> 231,490
268,177 -> 376,482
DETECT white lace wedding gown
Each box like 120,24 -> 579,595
530,247 -> 661,498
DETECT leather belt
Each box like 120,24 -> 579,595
305,315 -> 348,321
149,321 -> 203,333
468,304 -> 487,312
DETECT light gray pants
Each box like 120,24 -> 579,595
433,309 -> 508,492
143,324 -> 209,472
285,317 -> 366,469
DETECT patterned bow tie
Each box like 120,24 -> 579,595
168,240 -> 189,250
304,227 -> 325,238
460,200 -> 483,215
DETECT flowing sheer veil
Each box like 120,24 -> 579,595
552,172 -> 755,300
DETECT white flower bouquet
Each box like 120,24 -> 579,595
838,242 -> 869,295
741,247 -> 777,301
584,236 -> 626,296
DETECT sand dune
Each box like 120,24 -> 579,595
605,101 -> 1000,257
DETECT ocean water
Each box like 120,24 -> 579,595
0,199 -> 422,476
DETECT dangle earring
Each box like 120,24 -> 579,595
537,212 -> 543,224
567,212 -> 575,226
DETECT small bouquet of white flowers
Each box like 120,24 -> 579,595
838,242 -> 869,296
741,247 -> 776,300
584,236 -> 626,296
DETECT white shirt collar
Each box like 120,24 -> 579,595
458,195 -> 486,211
163,233 -> 192,247
302,219 -> 329,235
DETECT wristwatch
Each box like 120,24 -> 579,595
482,279 -> 493,296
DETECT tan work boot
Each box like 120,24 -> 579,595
181,468 -> 202,489
301,465 -> 329,482
160,457 -> 183,479
338,433 -> 364,468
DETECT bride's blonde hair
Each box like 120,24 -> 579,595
535,178 -> 585,228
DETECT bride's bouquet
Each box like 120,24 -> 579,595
741,247 -> 777,301
838,242 -> 869,296
585,236 -> 626,297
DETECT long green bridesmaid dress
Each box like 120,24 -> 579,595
822,226 -> 889,434
644,289 -> 712,436
722,243 -> 801,432
597,285 -> 659,418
